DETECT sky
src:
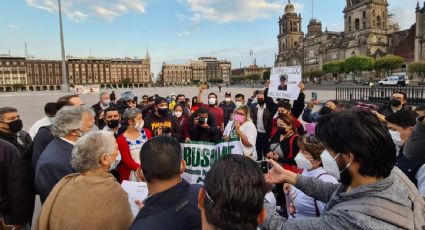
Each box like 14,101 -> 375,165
0,0 -> 418,76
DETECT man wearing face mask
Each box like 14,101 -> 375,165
0,107 -> 32,154
188,107 -> 221,142
144,97 -> 182,140
198,88 -> 224,131
302,100 -> 337,123
92,91 -> 113,117
375,91 -> 412,121
385,111 -> 422,185
219,92 -> 236,127
262,110 -> 424,229
175,94 -> 191,116
35,106 -> 95,203
102,107 -> 124,138
235,94 -> 245,107
251,91 -> 272,160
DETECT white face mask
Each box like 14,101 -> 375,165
47,116 -> 55,124
320,150 -> 340,180
389,130 -> 404,147
235,101 -> 243,107
109,153 -> 121,171
225,97 -> 231,102
295,153 -> 313,170
208,97 -> 216,105
102,99 -> 111,105
135,121 -> 144,131
174,111 -> 183,118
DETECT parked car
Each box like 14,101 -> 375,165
378,73 -> 410,86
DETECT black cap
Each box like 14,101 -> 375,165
225,92 -> 231,97
155,97 -> 168,105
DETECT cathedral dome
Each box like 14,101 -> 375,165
285,1 -> 295,14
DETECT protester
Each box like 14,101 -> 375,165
102,107 -> 124,137
117,108 -> 151,182
32,95 -> 85,172
110,90 -> 116,103
219,92 -> 236,127
415,106 -> 425,117
0,107 -> 32,153
223,105 -> 257,160
270,100 -> 304,137
174,104 -> 190,142
144,97 -> 182,140
0,139 -> 34,229
189,107 -> 221,143
130,136 -> 202,230
28,102 -> 57,138
262,110 -> 424,229
35,106 -> 95,202
139,95 -> 149,108
235,93 -> 245,107
92,91 -> 113,116
250,91 -> 272,160
199,154 -> 268,230
117,91 -> 137,115
191,96 -> 201,113
376,91 -> 412,119
302,99 -> 337,123
37,131 -> 133,230
262,82 -> 306,119
285,134 -> 338,219
199,88 -> 224,131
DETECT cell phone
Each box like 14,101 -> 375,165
257,161 -> 269,174
311,92 -> 318,100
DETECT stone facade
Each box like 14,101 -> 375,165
231,65 -> 271,78
161,57 -> 231,86
0,52 -> 151,92
415,1 -> 425,61
276,0 -> 412,72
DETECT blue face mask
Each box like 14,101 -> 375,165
109,153 -> 121,171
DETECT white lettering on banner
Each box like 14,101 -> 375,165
268,66 -> 302,100
181,140 -> 242,184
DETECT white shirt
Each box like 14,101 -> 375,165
287,167 -> 338,219
416,164 -> 425,196
224,120 -> 257,160
60,137 -> 76,146
256,105 -> 266,133
29,116 -> 53,138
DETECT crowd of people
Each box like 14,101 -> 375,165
0,82 -> 424,230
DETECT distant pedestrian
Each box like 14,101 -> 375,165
110,91 -> 116,103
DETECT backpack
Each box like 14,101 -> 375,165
333,167 -> 425,230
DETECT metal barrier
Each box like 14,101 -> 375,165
336,86 -> 425,106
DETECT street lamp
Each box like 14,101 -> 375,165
58,0 -> 69,93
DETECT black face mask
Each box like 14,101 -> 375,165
158,108 -> 169,116
319,106 -> 333,115
278,127 -> 287,135
257,99 -> 265,106
106,119 -> 120,129
7,119 -> 23,132
389,98 -> 401,107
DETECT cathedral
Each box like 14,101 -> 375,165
275,0 -> 414,72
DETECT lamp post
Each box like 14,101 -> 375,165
58,0 -> 69,93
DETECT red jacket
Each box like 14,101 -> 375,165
116,128 -> 152,182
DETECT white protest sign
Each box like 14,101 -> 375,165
268,66 -> 302,100
181,140 -> 242,184
121,180 -> 148,217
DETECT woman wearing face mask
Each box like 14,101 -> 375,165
223,105 -> 257,160
285,134 -> 338,219
191,96 -> 200,113
116,108 -> 152,182
37,131 -> 133,230
173,105 -> 190,142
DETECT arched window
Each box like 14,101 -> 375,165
377,16 -> 381,28
355,18 -> 360,30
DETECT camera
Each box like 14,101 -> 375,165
257,161 -> 269,174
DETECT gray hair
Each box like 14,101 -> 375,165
99,91 -> 109,99
123,108 -> 141,121
51,106 -> 95,137
71,130 -> 116,172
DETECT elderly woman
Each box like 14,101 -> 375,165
117,108 -> 152,182
37,131 -> 133,230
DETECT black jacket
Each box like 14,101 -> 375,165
91,102 -> 114,117
31,125 -> 54,171
378,104 -> 412,117
188,112 -> 221,143
0,139 -> 34,225
130,180 -> 201,230
35,137 -> 75,203
0,130 -> 32,154
261,88 -> 305,119
144,112 -> 182,141
219,101 -> 236,127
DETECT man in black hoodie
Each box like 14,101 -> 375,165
144,97 -> 182,141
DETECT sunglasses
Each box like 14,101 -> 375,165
126,100 -> 136,104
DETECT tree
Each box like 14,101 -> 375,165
262,71 -> 271,81
375,55 -> 404,76
121,77 -> 132,84
309,70 -> 325,84
208,78 -> 224,84
322,61 -> 345,82
344,56 -> 375,81
408,61 -> 425,83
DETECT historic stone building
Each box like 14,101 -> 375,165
276,0 -> 411,72
0,52 -> 151,92
231,65 -> 271,79
415,1 -> 425,61
161,57 -> 231,86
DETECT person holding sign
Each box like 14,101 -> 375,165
223,105 -> 257,160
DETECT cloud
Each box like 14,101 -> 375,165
181,0 -> 303,23
177,31 -> 191,37
26,0 -> 148,22
8,24 -> 19,29
389,0 -> 416,30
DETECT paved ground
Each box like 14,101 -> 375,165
0,85 -> 337,130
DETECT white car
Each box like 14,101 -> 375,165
378,74 -> 410,86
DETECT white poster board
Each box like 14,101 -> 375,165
121,180 -> 148,217
73,85 -> 100,94
268,66 -> 301,100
